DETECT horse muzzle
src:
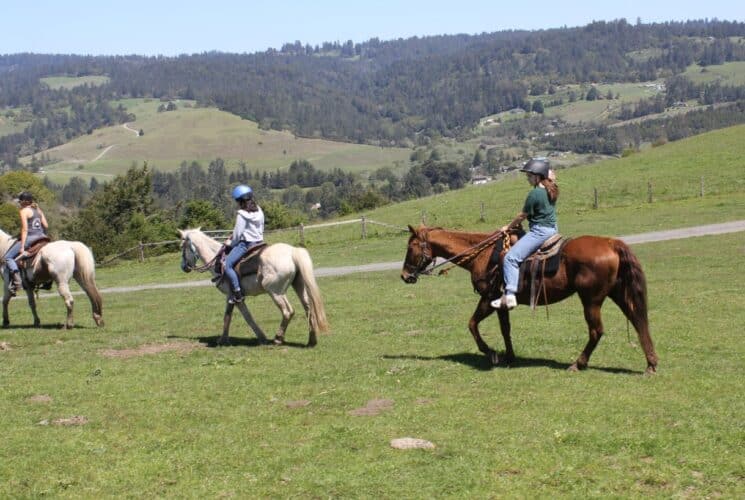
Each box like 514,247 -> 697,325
181,262 -> 192,273
401,272 -> 418,284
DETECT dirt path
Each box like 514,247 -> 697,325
122,123 -> 139,136
32,220 -> 745,299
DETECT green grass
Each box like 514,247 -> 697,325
40,75 -> 111,90
30,98 -> 411,184
2,126 -> 745,496
681,61 -> 745,86
1,231 -> 742,497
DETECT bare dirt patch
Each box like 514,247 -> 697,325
38,415 -> 88,426
286,400 -> 311,409
390,437 -> 435,449
100,342 -> 203,359
348,398 -> 394,416
27,395 -> 53,404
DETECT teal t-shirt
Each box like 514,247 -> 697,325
522,186 -> 557,228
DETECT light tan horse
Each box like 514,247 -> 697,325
179,228 -> 328,346
0,229 -> 104,329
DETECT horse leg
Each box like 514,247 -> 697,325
234,302 -> 269,344
468,298 -> 500,365
291,281 -> 316,347
25,287 -> 41,327
56,281 -> 75,329
267,293 -> 295,346
2,290 -> 10,327
219,301 -> 235,345
496,308 -> 516,364
570,299 -> 605,371
609,291 -> 658,375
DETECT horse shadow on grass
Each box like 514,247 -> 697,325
2,323 -> 91,331
382,352 -> 640,375
167,334 -> 307,349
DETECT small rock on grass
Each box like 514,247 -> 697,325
390,437 -> 435,449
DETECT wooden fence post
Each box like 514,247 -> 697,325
700,176 -> 705,197
138,242 -> 145,262
298,223 -> 305,246
421,210 -> 427,225
593,188 -> 598,209
480,202 -> 485,222
361,216 -> 367,239
647,181 -> 653,203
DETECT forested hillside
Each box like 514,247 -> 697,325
2,18 -> 745,166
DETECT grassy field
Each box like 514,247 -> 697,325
1,123 -> 743,497
0,229 -> 742,497
30,98 -> 411,184
681,61 -> 745,86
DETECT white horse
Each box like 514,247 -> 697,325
0,229 -> 104,329
179,228 -> 329,346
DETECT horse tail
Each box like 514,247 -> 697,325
70,242 -> 104,327
614,240 -> 657,373
291,247 -> 329,334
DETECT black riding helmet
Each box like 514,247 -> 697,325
521,159 -> 550,178
18,191 -> 35,203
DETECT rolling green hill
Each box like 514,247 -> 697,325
31,98 -> 411,184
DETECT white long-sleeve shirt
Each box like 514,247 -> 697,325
231,207 -> 264,243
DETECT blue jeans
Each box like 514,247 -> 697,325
224,241 -> 261,292
503,225 -> 557,295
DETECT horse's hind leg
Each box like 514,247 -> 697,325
56,281 -> 75,329
570,299 -> 605,371
267,293 -> 294,345
25,288 -> 41,327
291,280 -> 316,347
609,291 -> 658,375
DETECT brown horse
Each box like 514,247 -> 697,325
400,225 -> 658,374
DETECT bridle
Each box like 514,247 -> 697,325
404,232 -> 435,280
180,235 -> 216,273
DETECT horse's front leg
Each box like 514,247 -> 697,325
2,290 -> 10,327
219,301 -> 235,345
495,308 -> 515,364
235,302 -> 269,344
267,293 -> 295,346
468,297 -> 499,365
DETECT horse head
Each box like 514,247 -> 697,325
178,229 -> 200,273
401,225 -> 434,284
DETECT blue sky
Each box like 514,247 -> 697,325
3,0 -> 743,56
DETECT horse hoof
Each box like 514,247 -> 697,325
489,351 -> 499,366
306,341 -> 317,348
567,363 -> 580,372
645,366 -> 657,376
273,337 -> 284,345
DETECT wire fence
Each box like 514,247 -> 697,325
98,217 -> 408,266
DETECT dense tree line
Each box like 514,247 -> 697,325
2,19 -> 745,161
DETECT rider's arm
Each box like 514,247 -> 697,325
500,212 -> 527,233
38,208 -> 49,230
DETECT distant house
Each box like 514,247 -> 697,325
472,175 -> 492,185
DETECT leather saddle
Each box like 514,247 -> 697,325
16,237 -> 54,290
213,243 -> 267,283
517,234 -> 569,308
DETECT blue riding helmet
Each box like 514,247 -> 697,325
231,184 -> 253,201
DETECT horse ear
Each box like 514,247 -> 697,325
408,225 -> 417,235
177,229 -> 184,237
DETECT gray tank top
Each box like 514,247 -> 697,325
25,207 -> 47,244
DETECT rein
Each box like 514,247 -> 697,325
413,229 -> 505,278
182,237 -> 219,273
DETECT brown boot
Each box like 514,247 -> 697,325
9,271 -> 22,297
